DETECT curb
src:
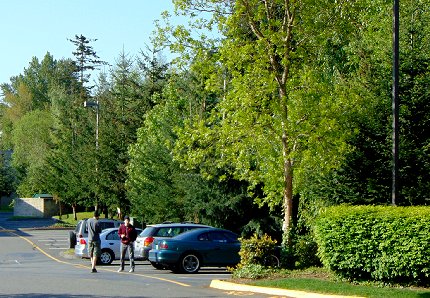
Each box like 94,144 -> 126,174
209,280 -> 365,298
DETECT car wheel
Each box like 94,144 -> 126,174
68,231 -> 76,249
178,253 -> 200,273
99,249 -> 114,265
150,261 -> 166,270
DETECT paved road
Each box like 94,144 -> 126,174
0,212 -> 270,297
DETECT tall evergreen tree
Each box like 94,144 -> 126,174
68,34 -> 108,96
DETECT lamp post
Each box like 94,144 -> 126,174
84,100 -> 100,211
83,100 -> 99,149
392,0 -> 399,205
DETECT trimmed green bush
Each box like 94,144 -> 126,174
238,233 -> 278,267
314,205 -> 430,286
232,233 -> 279,279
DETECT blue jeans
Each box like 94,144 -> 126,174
120,242 -> 135,270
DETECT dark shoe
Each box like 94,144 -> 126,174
91,268 -> 97,273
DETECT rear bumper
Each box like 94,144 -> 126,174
74,244 -> 88,258
134,244 -> 151,260
148,250 -> 180,265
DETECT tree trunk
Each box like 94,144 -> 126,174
72,203 -> 77,221
282,130 -> 294,246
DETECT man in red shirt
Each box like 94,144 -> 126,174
117,215 -> 137,272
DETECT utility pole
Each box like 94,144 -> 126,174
392,0 -> 400,206
84,100 -> 100,211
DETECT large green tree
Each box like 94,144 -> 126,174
11,110 -> 53,196
164,0 -> 362,244
96,50 -> 169,216
0,53 -> 83,199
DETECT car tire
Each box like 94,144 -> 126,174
68,231 -> 76,249
178,253 -> 200,273
150,261 -> 166,270
99,249 -> 114,265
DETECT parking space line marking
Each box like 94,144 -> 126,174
16,234 -> 71,265
101,268 -> 191,287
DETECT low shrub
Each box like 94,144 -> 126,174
231,263 -> 274,279
238,233 -> 278,267
232,233 -> 280,278
293,234 -> 321,269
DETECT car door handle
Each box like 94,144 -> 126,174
109,243 -> 114,245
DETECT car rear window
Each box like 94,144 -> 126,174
139,226 -> 156,237
75,221 -> 84,233
83,220 -> 117,234
154,227 -> 182,237
99,222 -> 115,231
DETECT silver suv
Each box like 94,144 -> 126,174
68,218 -> 122,248
134,222 -> 211,267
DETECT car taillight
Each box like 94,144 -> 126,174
159,242 -> 168,249
80,239 -> 87,245
144,236 -> 154,247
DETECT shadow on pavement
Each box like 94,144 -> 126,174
0,295 -> 150,298
0,212 -> 58,230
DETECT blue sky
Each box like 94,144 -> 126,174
0,0 -> 178,85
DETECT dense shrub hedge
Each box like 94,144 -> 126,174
314,205 -> 430,286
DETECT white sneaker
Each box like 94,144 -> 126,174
129,268 -> 134,273
117,268 -> 124,272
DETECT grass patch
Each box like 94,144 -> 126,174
244,268 -> 430,298
52,211 -> 93,227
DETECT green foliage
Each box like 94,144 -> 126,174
68,34 -> 108,91
237,233 -> 278,267
231,263 -> 273,279
232,233 -> 279,279
314,205 -> 430,286
0,152 -> 15,197
11,110 -> 53,196
45,87 -> 95,208
292,234 -> 321,269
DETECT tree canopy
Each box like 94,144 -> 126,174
1,1 -> 429,246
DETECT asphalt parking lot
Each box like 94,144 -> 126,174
0,213 -> 274,297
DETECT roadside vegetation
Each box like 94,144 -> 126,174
1,0 -> 430,293
52,211 -> 94,227
249,273 -> 430,298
